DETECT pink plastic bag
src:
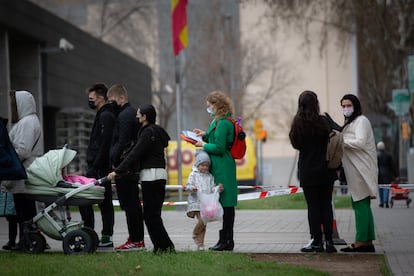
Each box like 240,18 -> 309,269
200,187 -> 223,223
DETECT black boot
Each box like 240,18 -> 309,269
211,229 -> 234,251
325,240 -> 337,253
209,230 -> 224,250
213,239 -> 234,251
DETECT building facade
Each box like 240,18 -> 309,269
0,0 -> 151,171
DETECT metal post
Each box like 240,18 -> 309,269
224,14 -> 235,114
255,139 -> 262,186
175,57 -> 183,201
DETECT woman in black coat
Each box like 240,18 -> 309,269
289,91 -> 337,253
108,104 -> 175,253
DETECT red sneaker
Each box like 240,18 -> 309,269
115,238 -> 145,251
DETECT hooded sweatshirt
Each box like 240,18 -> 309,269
2,91 -> 43,193
115,123 -> 170,176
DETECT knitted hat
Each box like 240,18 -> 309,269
194,150 -> 210,167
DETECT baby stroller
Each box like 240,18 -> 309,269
389,183 -> 412,208
23,147 -> 107,254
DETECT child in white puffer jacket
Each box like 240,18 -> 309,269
184,150 -> 222,250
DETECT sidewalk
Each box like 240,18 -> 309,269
1,201 -> 413,275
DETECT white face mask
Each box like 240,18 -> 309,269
206,107 -> 214,114
343,107 -> 354,117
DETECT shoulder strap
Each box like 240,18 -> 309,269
32,133 -> 41,151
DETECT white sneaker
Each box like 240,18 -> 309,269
302,238 -> 314,250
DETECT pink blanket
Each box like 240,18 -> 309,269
63,175 -> 96,185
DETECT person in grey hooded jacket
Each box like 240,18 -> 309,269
1,90 -> 43,249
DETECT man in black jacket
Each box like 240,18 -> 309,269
81,83 -> 116,248
107,84 -> 145,251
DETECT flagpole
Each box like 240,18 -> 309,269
175,55 -> 183,199
171,0 -> 187,201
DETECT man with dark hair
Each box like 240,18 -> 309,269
107,84 -> 145,251
80,83 -> 116,248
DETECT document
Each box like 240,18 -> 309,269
180,130 -> 203,144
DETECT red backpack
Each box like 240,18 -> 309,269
225,117 -> 247,159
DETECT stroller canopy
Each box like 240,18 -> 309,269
26,147 -> 77,187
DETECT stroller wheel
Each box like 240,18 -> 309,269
22,233 -> 47,254
63,229 -> 92,255
82,227 -> 99,253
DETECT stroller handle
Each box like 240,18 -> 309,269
95,177 -> 110,186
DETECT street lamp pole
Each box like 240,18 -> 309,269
175,55 -> 183,202
224,13 -> 235,114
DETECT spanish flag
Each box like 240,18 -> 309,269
171,0 -> 188,56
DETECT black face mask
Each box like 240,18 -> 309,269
109,101 -> 121,112
88,100 -> 96,110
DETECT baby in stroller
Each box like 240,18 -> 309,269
23,146 -> 107,254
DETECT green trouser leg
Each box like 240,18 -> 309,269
352,196 -> 376,242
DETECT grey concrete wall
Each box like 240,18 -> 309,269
0,0 -> 151,149
1,0 -> 151,109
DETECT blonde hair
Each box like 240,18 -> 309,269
206,91 -> 233,119
107,84 -> 128,100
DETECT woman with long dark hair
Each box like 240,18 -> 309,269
289,90 -> 337,253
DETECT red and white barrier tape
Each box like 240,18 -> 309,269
112,186 -> 303,207
166,185 -> 264,190
237,186 -> 303,201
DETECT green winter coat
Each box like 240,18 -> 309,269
203,114 -> 237,207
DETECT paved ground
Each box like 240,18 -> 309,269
1,198 -> 413,275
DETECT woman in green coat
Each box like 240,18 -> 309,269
194,91 -> 237,251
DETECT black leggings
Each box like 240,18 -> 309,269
222,206 -> 235,240
302,185 -> 334,242
141,180 -> 174,252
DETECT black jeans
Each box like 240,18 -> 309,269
116,175 -> 144,242
141,179 -> 174,252
79,181 -> 114,236
302,184 -> 334,242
